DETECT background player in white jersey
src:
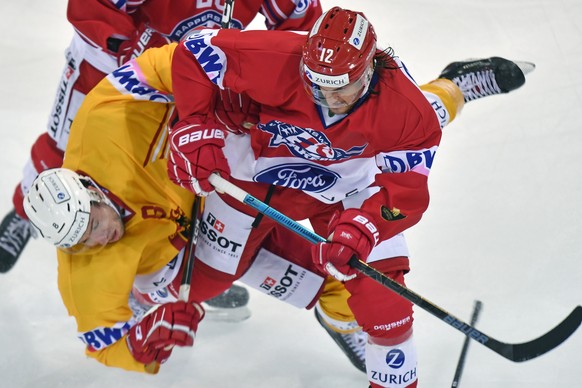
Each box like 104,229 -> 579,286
0,0 -> 322,272
0,0 -> 322,323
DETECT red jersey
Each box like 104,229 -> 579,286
171,28 -> 443,243
67,0 -> 322,51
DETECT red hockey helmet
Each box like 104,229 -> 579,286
301,7 -> 377,110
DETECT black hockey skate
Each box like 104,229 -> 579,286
315,308 -> 367,373
203,283 -> 251,322
439,57 -> 535,102
0,209 -> 32,273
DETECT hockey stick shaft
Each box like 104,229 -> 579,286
451,300 -> 483,387
146,0 -> 233,374
208,173 -> 582,362
178,0 -> 232,302
221,0 -> 235,28
178,195 -> 203,301
144,195 -> 202,374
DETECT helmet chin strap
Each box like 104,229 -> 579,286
82,176 -> 121,217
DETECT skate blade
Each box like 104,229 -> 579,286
515,61 -> 536,75
201,305 -> 252,323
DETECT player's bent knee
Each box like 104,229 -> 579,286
346,266 -> 414,340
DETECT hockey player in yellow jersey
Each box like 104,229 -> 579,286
23,43 -> 368,372
27,44 -> 197,371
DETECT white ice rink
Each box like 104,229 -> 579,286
0,1 -> 580,387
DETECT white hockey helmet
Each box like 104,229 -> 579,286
23,168 -> 103,249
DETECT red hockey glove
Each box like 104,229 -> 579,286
127,301 -> 205,366
215,88 -> 260,134
115,24 -> 171,66
312,209 -> 380,282
168,120 -> 230,196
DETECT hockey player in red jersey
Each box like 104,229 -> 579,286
19,42 -> 368,373
0,0 -> 322,272
166,7 -> 533,387
18,4 -> 533,383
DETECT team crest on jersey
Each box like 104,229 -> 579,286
294,0 -> 311,13
169,12 -> 243,41
258,120 -> 367,161
108,62 -> 173,103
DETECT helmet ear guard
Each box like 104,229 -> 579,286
301,6 -> 377,107
23,168 -> 108,249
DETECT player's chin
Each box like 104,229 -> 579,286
110,223 -> 125,243
329,105 -> 351,115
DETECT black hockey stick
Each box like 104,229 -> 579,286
208,173 -> 582,362
177,195 -> 204,301
221,0 -> 235,28
178,0 -> 230,301
145,195 -> 203,374
451,300 -> 483,387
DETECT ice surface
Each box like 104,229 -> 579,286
0,1 -> 580,387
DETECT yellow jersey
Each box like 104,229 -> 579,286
58,43 -> 195,372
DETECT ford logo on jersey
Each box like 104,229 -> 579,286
254,164 -> 340,193
258,120 -> 367,161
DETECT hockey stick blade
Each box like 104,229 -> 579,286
350,258 -> 582,362
208,174 -> 582,362
488,305 -> 582,362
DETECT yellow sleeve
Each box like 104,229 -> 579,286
57,220 -> 186,372
420,78 -> 465,124
86,335 -> 148,373
133,43 -> 176,94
